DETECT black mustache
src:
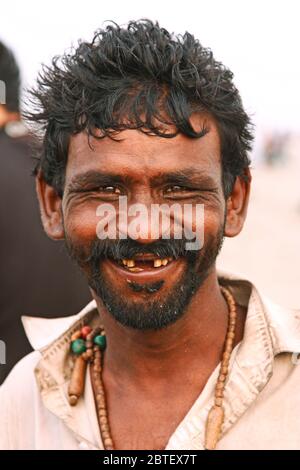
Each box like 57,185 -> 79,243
83,237 -> 199,264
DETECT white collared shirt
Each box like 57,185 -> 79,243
1,271 -> 300,450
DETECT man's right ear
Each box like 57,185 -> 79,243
35,170 -> 65,240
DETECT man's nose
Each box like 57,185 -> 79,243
117,194 -> 171,244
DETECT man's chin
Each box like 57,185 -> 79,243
92,292 -> 190,331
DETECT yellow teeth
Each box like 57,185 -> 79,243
153,258 -> 170,267
126,260 -> 135,267
121,257 -> 173,269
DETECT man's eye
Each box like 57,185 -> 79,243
165,185 -> 185,193
164,185 -> 193,194
99,186 -> 121,194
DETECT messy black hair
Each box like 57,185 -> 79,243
26,19 -> 253,197
0,41 -> 20,112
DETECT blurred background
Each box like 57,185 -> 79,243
0,0 -> 299,379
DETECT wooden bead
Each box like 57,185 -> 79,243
223,352 -> 231,361
71,331 -> 82,342
68,355 -> 87,405
224,347 -> 232,354
216,382 -> 224,391
104,439 -> 114,449
85,349 -> 93,359
82,351 -> 93,362
68,394 -> 78,406
94,384 -> 103,393
101,423 -> 110,433
97,402 -> 105,410
100,416 -> 108,425
97,400 -> 106,409
205,405 -> 224,450
215,389 -> 224,398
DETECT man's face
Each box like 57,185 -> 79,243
62,114 -> 226,330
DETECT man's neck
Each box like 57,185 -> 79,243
93,269 -> 245,390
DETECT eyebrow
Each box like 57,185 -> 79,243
67,168 -> 218,192
151,169 -> 218,188
67,171 -> 129,192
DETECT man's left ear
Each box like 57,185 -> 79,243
224,168 -> 251,237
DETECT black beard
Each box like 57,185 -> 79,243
65,232 -> 224,331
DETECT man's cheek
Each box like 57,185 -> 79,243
64,208 -> 99,245
188,209 -> 222,253
181,204 -> 205,251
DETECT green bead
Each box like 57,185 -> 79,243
71,338 -> 86,355
94,334 -> 106,350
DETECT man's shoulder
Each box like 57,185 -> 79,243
218,269 -> 300,353
262,297 -> 300,356
0,350 -> 53,450
0,350 -> 43,439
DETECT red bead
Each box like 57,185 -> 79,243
81,326 -> 92,339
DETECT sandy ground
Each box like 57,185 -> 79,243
217,138 -> 300,308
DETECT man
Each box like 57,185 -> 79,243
0,20 -> 300,450
0,40 -> 91,383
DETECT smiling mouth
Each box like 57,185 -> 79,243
108,253 -> 177,272
101,252 -> 186,285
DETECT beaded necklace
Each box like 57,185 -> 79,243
68,286 -> 237,450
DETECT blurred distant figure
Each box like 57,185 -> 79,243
263,132 -> 289,166
0,41 -> 91,383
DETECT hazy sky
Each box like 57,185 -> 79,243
1,0 -> 300,133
